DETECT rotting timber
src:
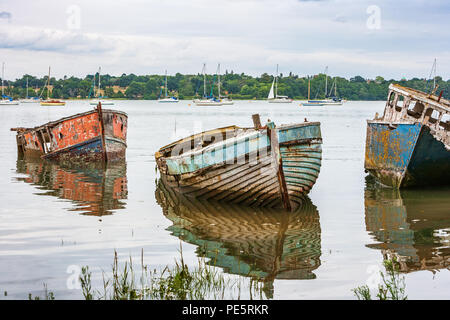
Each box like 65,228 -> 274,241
11,103 -> 128,163
365,84 -> 450,188
155,114 -> 322,211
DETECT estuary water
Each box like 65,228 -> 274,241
0,100 -> 449,299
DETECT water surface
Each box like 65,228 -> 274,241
0,100 -> 448,299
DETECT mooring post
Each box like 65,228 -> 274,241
96,101 -> 108,162
266,121 -> 291,211
252,114 -> 262,129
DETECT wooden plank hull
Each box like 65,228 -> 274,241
156,121 -> 322,209
155,178 -> 321,297
13,108 -> 127,162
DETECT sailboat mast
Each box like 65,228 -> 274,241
1,62 -> 4,97
47,66 -> 51,100
26,77 -> 28,99
433,58 -> 436,89
275,64 -> 278,98
324,66 -> 328,98
335,78 -> 337,97
203,63 -> 206,98
218,63 -> 221,99
165,70 -> 168,97
308,78 -> 310,100
97,67 -> 101,98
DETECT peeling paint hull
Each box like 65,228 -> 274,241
12,108 -> 127,163
365,122 -> 450,187
156,122 -> 322,209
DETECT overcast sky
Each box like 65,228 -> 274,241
0,0 -> 449,80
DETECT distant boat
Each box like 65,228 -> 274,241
11,103 -> 128,162
365,83 -> 450,187
267,64 -> 293,103
193,63 -> 222,106
40,66 -> 65,106
89,67 -> 114,106
302,67 -> 344,106
155,114 -> 322,211
158,70 -> 179,103
1,62 -> 19,105
20,77 -> 40,103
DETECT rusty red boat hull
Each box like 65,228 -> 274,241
13,107 -> 127,162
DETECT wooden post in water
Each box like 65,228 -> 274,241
252,114 -> 262,129
266,121 -> 291,211
96,101 -> 108,162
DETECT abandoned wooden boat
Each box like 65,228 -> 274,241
16,159 -> 127,216
155,114 -> 322,210
365,84 -> 450,187
155,178 -> 321,297
11,103 -> 127,162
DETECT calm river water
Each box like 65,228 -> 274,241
0,100 -> 448,299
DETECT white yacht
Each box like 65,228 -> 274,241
1,62 -> 19,105
89,67 -> 114,106
267,64 -> 293,103
158,70 -> 179,103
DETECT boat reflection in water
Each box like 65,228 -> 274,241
365,176 -> 450,273
155,179 -> 321,298
16,159 -> 128,216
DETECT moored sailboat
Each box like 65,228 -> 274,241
193,63 -> 223,106
40,66 -> 65,106
1,62 -> 19,106
20,77 -> 40,103
89,67 -> 114,106
267,64 -> 293,103
302,67 -> 344,106
158,70 -> 179,103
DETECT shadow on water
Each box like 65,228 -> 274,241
155,178 -> 321,298
15,159 -> 128,216
364,176 -> 450,273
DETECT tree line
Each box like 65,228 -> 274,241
2,71 -> 448,101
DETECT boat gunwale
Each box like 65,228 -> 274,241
389,83 -> 450,112
11,108 -> 128,133
157,122 -> 321,161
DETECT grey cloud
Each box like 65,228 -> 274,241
333,14 -> 347,23
0,27 -> 114,54
0,11 -> 12,20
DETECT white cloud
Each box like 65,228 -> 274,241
0,0 -> 449,79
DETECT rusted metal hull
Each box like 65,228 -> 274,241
365,122 -> 450,187
156,121 -> 322,210
155,178 -> 321,297
13,108 -> 127,162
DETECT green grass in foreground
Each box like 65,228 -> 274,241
353,256 -> 408,300
27,246 -> 266,300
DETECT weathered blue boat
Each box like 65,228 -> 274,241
155,115 -> 322,210
365,84 -> 450,187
